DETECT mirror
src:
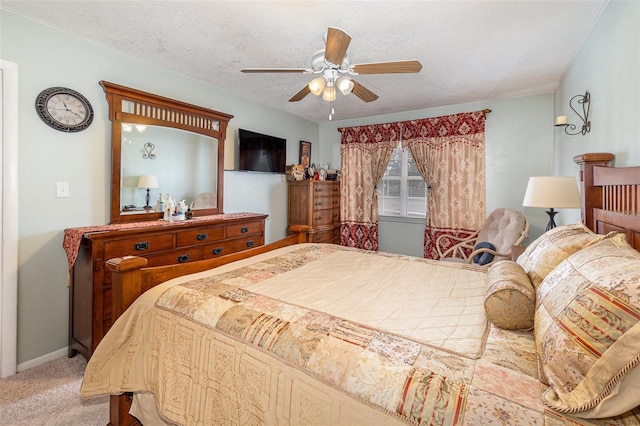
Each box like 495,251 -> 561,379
120,124 -> 218,215
101,81 -> 233,223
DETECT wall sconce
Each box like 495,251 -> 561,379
142,142 -> 156,159
555,90 -> 591,135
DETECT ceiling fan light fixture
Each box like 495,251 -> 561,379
322,85 -> 336,102
308,76 -> 326,96
336,76 -> 354,95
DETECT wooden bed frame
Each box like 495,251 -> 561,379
574,153 -> 640,250
102,153 -> 640,425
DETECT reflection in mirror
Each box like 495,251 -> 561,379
120,123 -> 218,215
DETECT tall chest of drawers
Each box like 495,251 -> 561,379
66,213 -> 266,360
287,180 -> 341,243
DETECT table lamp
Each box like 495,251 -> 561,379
523,176 -> 581,231
137,175 -> 159,209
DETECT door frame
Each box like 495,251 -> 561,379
1,60 -> 19,378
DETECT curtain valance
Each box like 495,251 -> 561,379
338,123 -> 400,150
338,110 -> 487,146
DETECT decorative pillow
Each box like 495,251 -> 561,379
516,222 -> 611,289
484,260 -> 535,330
473,241 -> 496,265
534,233 -> 640,418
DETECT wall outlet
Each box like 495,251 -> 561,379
56,182 -> 70,198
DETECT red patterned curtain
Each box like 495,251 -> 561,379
403,111 -> 487,259
338,124 -> 399,250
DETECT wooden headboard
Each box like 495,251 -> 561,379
574,152 -> 640,251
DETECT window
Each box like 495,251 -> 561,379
377,143 -> 427,218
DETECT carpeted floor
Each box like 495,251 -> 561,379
0,355 -> 109,425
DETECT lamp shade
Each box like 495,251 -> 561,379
522,176 -> 580,209
336,76 -> 354,95
137,175 -> 158,189
322,85 -> 336,102
308,77 -> 326,96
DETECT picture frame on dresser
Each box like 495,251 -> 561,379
299,140 -> 311,168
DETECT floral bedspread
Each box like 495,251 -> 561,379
81,244 -> 635,425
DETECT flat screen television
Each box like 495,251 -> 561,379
238,129 -> 286,174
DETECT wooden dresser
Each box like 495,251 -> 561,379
287,180 -> 341,243
65,213 -> 266,360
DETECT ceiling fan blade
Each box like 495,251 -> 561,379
351,80 -> 379,103
352,60 -> 423,74
289,85 -> 311,102
324,27 -> 352,66
241,68 -> 307,73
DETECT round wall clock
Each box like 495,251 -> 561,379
35,87 -> 94,132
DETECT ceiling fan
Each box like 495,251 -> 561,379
241,27 -> 422,108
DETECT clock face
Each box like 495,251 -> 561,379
35,87 -> 94,132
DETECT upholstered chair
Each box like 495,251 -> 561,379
436,208 -> 529,266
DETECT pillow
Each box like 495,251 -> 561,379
484,260 -> 535,330
516,222 -> 611,289
472,241 -> 496,265
534,233 -> 640,418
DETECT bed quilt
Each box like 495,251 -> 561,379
81,244 -> 639,425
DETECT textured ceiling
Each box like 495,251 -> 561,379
2,1 -> 607,123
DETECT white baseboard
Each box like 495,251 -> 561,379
17,347 -> 69,373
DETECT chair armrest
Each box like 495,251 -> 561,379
435,230 -> 480,257
440,242 -> 476,260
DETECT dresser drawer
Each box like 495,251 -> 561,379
308,227 -> 340,243
311,183 -> 334,197
103,234 -> 174,259
203,235 -> 263,259
176,226 -> 225,247
331,208 -> 340,223
311,196 -> 333,210
226,221 -> 263,238
311,210 -> 334,227
145,247 -> 204,266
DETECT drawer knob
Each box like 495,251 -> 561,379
212,247 -> 223,255
196,233 -> 208,241
135,242 -> 149,251
241,227 -> 249,233
246,240 -> 254,248
178,254 -> 190,263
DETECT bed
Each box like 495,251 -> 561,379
80,152 -> 640,425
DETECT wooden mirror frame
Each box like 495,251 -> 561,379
101,81 -> 233,223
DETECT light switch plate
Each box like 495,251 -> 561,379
56,181 -> 69,198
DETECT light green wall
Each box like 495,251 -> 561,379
554,0 -> 640,224
1,10 -> 317,364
